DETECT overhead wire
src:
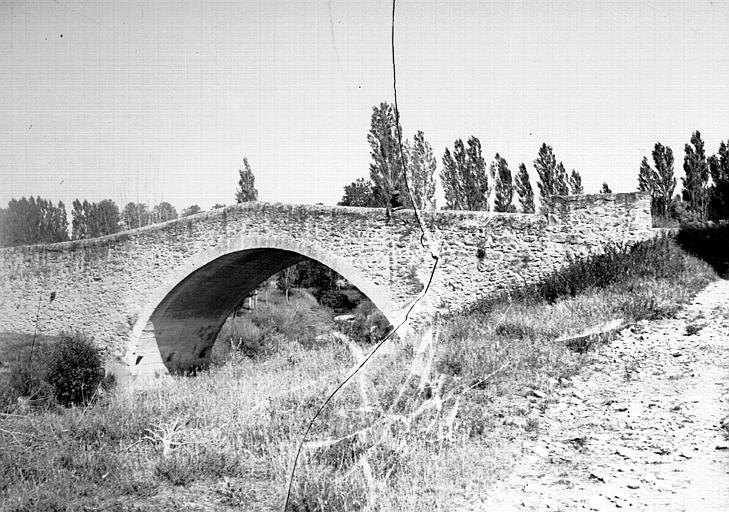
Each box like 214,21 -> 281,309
281,1 -> 440,509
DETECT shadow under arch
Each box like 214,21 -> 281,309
124,235 -> 400,381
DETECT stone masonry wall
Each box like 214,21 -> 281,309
0,192 -> 652,376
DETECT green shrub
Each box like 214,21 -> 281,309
46,332 -> 104,406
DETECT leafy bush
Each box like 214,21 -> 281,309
46,332 -> 104,406
318,290 -> 353,310
345,300 -> 391,345
215,294 -> 335,360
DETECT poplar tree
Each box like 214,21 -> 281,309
440,137 -> 489,210
708,140 -> 729,220
515,163 -> 535,213
151,202 -> 178,224
71,199 -> 120,240
492,153 -> 514,212
638,156 -> 656,195
465,137 -> 490,210
682,131 -> 710,219
555,162 -> 569,195
121,202 -> 150,229
0,197 -> 68,246
441,146 -> 463,210
534,143 -> 558,209
368,102 -> 410,216
638,142 -> 676,217
569,169 -> 584,194
638,156 -> 659,217
404,130 -> 437,210
236,157 -> 259,203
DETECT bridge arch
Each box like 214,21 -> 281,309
124,234 -> 399,380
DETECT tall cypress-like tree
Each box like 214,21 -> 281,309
638,156 -> 656,194
555,162 -> 569,195
638,156 -> 660,217
515,163 -> 535,213
465,137 -> 489,210
441,147 -> 463,210
652,143 -> 676,219
492,153 -> 514,212
404,130 -> 437,210
235,157 -> 259,203
440,137 -> 489,210
568,169 -> 584,194
708,140 -> 729,220
682,131 -> 710,219
638,143 -> 676,219
534,143 -> 559,209
368,102 -> 410,216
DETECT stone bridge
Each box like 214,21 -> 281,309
0,193 -> 652,382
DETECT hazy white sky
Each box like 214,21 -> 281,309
2,0 -> 728,212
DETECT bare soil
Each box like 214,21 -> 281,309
477,279 -> 729,511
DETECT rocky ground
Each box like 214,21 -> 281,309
478,278 -> 729,511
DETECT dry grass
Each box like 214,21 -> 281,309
0,238 -> 720,511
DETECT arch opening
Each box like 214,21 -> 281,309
130,245 -> 397,379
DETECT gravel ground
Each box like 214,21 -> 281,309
478,278 -> 729,511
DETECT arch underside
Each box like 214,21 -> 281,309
129,244 -> 399,378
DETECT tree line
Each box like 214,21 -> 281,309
341,102 -> 729,227
0,199 -> 206,247
638,131 -> 729,224
339,102 -> 591,215
0,157 -> 260,247
4,108 -> 727,247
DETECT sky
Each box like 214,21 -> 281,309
2,0 -> 729,212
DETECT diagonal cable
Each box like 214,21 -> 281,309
282,1 -> 440,509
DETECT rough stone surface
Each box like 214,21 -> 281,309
478,279 -> 729,511
0,193 -> 652,381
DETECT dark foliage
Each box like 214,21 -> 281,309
338,178 -> 382,207
294,259 -> 339,295
675,223 -> 729,277
0,196 -> 68,247
46,332 -> 104,406
318,290 -> 354,310
72,198 -> 121,239
474,235 -> 687,310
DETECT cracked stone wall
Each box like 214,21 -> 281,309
0,192 -> 651,380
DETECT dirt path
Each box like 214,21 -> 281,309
480,279 -> 729,511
